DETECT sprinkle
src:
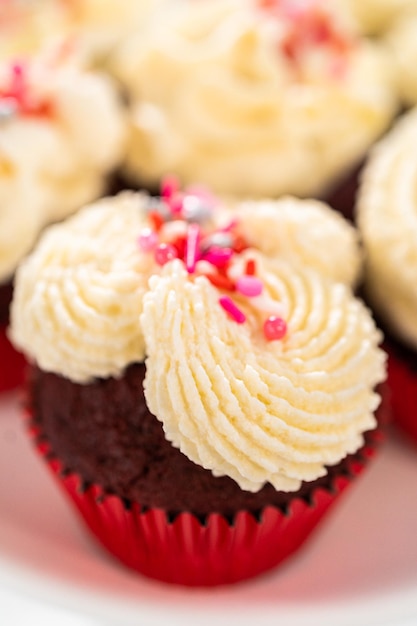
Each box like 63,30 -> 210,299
148,211 -> 164,232
236,275 -> 263,298
206,273 -> 235,291
245,258 -> 256,276
182,194 -> 213,224
219,296 -> 246,324
161,174 -> 179,199
263,316 -> 287,341
185,223 -> 200,274
138,227 -> 158,252
0,97 -> 17,122
168,194 -> 184,216
204,246 -> 233,267
232,235 -> 249,253
155,243 -> 178,266
201,232 -> 234,251
220,218 -> 239,233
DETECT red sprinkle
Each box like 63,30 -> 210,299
219,296 -> 246,324
206,273 -> 235,291
148,211 -> 164,232
263,316 -> 287,341
245,258 -> 256,276
185,223 -> 200,274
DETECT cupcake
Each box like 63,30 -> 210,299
357,108 -> 417,444
63,0 -> 163,69
341,0 -> 417,35
0,1 -> 161,69
385,12 -> 417,107
0,51 -> 126,391
0,0 -> 70,62
10,186 -> 387,585
114,0 -> 397,210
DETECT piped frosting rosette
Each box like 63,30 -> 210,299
357,108 -> 417,350
115,0 -> 396,198
11,185 -> 385,492
142,257 -> 384,492
0,0 -> 161,68
0,52 -> 126,282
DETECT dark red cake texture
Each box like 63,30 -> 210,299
29,362 -> 386,521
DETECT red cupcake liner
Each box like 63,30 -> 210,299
385,342 -> 417,444
26,411 -> 386,587
0,323 -> 27,393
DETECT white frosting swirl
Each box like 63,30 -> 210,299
142,259 -> 385,492
0,167 -> 45,283
10,193 -> 154,382
0,55 -> 125,279
386,13 -> 417,106
11,191 -> 363,381
117,0 -> 396,198
357,108 -> 417,349
342,0 -> 417,34
233,197 -> 362,287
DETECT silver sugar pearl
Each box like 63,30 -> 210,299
182,195 -> 212,224
200,232 -> 234,252
143,198 -> 172,221
0,98 -> 17,123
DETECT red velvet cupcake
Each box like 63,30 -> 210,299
357,108 -> 417,446
10,187 -> 387,585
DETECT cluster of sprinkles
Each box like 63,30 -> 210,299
0,61 -> 52,122
137,177 -> 287,342
257,0 -> 354,77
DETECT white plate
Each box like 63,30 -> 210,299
0,389 -> 417,626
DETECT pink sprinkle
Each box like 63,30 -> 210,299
138,227 -> 158,252
161,174 -> 179,199
263,316 -> 287,341
186,223 -> 200,274
204,246 -> 233,267
236,275 -> 263,298
155,243 -> 178,266
219,296 -> 246,324
220,218 -> 239,233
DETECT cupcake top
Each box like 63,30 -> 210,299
11,185 -> 386,493
116,0 -> 396,198
0,0 -> 70,61
65,0 -> 163,66
0,51 -> 126,282
386,12 -> 417,106
357,108 -> 417,350
342,0 -> 417,35
0,0 -> 161,67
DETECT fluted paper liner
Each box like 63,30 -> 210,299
26,406 -> 387,587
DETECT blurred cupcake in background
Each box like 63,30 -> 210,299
340,0 -> 417,36
0,48 -> 126,391
114,0 -> 397,213
10,185 -> 387,585
385,11 -> 417,107
357,107 -> 417,445
0,0 -> 162,69
0,0 -> 70,62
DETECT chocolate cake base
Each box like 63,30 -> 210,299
29,363 -> 385,520
0,281 -> 13,326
